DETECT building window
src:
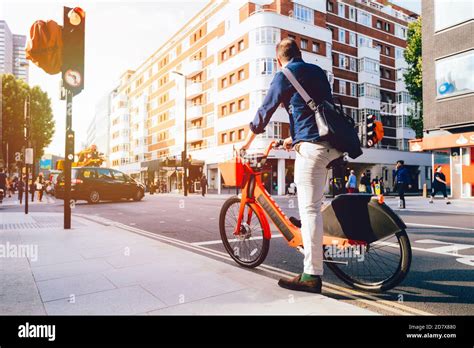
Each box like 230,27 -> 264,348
349,32 -> 356,47
230,45 -> 236,56
238,40 -> 245,51
357,10 -> 371,26
301,38 -> 308,50
221,51 -> 227,61
221,133 -> 227,143
229,73 -> 236,84
294,3 -> 314,23
221,78 -> 227,88
221,105 -> 228,116
327,1 -> 334,13
357,35 -> 372,48
350,82 -> 357,97
385,46 -> 391,56
254,27 -> 278,45
359,57 -> 379,74
230,102 -> 237,113
238,69 -> 245,80
312,42 -> 320,53
376,20 -> 382,29
434,0 -> 474,31
436,50 -> 474,98
338,28 -> 346,43
395,25 -> 407,39
359,83 -> 380,99
230,131 -> 235,142
349,7 -> 356,21
238,129 -> 245,140
395,47 -> 404,59
256,58 -> 277,75
238,98 -> 246,110
338,3 -> 345,17
339,80 -> 346,95
339,54 -> 348,69
349,57 -> 357,72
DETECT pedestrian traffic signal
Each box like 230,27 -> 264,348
62,7 -> 85,96
366,114 -> 384,148
65,129 -> 75,161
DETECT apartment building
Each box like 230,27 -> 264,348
109,0 -> 431,195
409,0 -> 473,199
0,21 -> 29,81
86,91 -> 114,166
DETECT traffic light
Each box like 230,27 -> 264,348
65,129 -> 75,161
366,114 -> 384,148
366,114 -> 376,147
62,7 -> 85,96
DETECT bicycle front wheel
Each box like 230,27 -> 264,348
219,196 -> 269,268
325,230 -> 412,292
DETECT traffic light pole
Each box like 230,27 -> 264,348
183,76 -> 188,197
24,95 -> 30,215
64,89 -> 73,229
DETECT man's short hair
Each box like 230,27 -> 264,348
397,160 -> 404,165
276,38 -> 301,62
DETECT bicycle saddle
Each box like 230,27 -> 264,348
326,155 -> 347,169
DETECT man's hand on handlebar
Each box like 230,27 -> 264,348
282,137 -> 292,151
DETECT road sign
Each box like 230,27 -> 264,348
25,148 -> 34,165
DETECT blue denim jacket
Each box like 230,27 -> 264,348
249,57 -> 332,145
395,167 -> 411,184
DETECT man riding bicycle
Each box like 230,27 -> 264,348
240,38 -> 341,294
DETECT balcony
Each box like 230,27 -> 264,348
182,59 -> 202,77
187,105 -> 203,121
187,127 -> 203,143
186,82 -> 203,99
358,46 -> 380,60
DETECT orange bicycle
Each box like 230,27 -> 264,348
219,140 -> 412,292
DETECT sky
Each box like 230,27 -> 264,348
1,0 -> 420,157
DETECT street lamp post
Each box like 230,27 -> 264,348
24,94 -> 31,214
172,71 -> 188,197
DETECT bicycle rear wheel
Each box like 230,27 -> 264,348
325,230 -> 411,292
219,196 -> 269,268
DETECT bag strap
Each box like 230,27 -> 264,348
282,67 -> 317,111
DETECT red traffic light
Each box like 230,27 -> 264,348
68,7 -> 85,25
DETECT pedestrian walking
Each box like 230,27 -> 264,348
35,173 -> 45,202
346,170 -> 357,193
44,180 -> 55,203
429,166 -> 451,204
394,160 -> 411,209
17,176 -> 25,205
200,175 -> 208,197
359,172 -> 370,193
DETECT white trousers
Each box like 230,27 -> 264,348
294,141 -> 342,276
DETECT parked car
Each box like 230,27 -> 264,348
55,167 -> 145,204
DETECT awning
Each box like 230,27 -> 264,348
409,131 -> 474,152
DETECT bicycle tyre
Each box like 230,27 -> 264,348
325,229 -> 412,292
219,196 -> 270,268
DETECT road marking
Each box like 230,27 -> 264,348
192,234 -> 283,246
406,222 -> 474,232
159,221 -> 165,223
185,219 -> 192,222
375,239 -> 474,266
76,214 -> 430,316
129,223 -> 136,226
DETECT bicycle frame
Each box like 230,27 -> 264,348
234,141 -> 366,250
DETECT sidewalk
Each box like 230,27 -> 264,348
0,212 -> 374,315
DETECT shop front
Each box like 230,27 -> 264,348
410,131 -> 474,198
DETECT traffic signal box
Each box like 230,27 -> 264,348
62,7 -> 85,96
366,114 -> 384,148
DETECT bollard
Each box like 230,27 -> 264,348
423,183 -> 427,198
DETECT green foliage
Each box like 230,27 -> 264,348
403,17 -> 423,137
1,74 -> 55,168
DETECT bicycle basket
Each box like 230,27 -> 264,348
219,157 -> 244,186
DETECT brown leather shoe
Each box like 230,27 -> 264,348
278,274 -> 322,294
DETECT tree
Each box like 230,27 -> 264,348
1,74 -> 55,171
403,16 -> 423,138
